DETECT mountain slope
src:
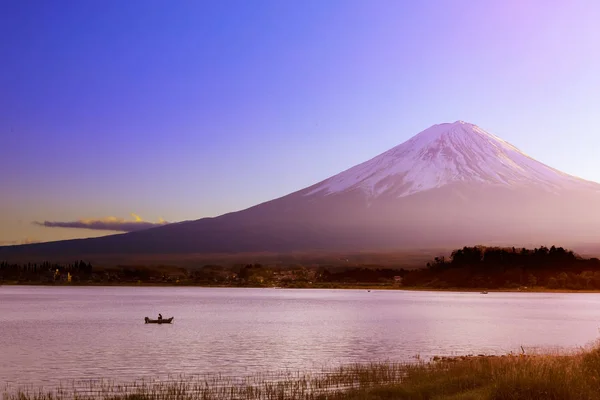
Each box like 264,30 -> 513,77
3,121 -> 600,256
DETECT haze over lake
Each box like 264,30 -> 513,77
2,286 -> 600,389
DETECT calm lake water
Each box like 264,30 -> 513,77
2,286 -> 600,389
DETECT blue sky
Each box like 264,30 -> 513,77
2,0 -> 600,243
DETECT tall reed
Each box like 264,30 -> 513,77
6,345 -> 600,400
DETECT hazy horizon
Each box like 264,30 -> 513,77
3,0 -> 600,244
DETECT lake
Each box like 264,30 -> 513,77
2,286 -> 600,390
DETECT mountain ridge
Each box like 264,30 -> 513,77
2,120 -> 600,256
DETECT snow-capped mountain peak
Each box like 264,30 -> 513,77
305,121 -> 598,198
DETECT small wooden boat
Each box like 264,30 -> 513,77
144,317 -> 174,324
480,291 -> 488,294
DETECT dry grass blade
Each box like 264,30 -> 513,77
7,344 -> 600,400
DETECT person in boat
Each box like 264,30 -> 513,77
158,313 -> 163,321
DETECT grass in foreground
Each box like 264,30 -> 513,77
6,345 -> 600,400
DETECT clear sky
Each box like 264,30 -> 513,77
2,0 -> 600,244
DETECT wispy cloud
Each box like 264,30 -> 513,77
34,213 -> 169,233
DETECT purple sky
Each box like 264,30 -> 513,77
2,0 -> 600,244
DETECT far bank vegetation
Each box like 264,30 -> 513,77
2,245 -> 600,290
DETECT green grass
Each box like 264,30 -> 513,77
7,345 -> 600,399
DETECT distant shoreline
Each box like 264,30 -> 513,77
4,246 -> 600,292
2,281 -> 600,293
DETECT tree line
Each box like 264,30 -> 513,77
0,260 -> 93,283
403,246 -> 600,289
4,245 -> 600,290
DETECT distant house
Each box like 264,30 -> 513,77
393,276 -> 403,284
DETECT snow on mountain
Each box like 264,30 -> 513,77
305,121 -> 599,198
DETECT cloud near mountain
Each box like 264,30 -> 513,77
34,213 -> 169,232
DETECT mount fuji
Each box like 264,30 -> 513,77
3,121 -> 600,256
305,121 -> 599,198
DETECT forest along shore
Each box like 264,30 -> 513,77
2,246 -> 600,291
